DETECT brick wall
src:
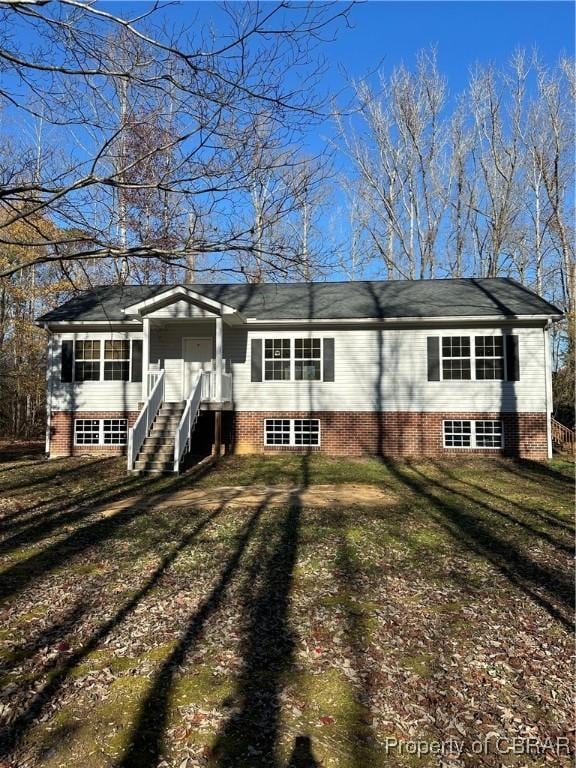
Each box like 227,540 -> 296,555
49,409 -> 549,459
49,411 -> 139,457
232,411 -> 548,459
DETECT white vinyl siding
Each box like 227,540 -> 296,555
47,322 -> 548,415
50,330 -> 143,411
143,299 -> 219,319
224,325 -> 547,413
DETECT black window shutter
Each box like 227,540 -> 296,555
505,335 -> 519,381
323,338 -> 335,381
427,337 -> 440,381
61,340 -> 73,383
131,340 -> 143,382
251,339 -> 262,382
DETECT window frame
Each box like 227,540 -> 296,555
67,338 -> 137,383
104,340 -> 131,382
261,338 -> 325,382
264,418 -> 321,447
74,340 -> 101,382
442,419 -> 504,449
440,335 -> 506,382
74,418 -> 128,446
263,339 -> 292,382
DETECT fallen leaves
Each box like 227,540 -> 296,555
0,455 -> 573,767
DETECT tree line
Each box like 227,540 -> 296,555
0,2 -> 573,438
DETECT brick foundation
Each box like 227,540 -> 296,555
231,411 -> 549,460
49,411 -> 139,457
49,409 -> 549,460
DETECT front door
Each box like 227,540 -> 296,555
182,337 -> 212,398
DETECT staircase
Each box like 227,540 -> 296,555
134,402 -> 186,473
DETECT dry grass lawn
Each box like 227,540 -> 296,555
0,445 -> 573,767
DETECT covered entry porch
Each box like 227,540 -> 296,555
123,286 -> 241,472
144,317 -> 232,406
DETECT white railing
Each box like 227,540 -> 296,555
147,368 -> 162,398
200,359 -> 232,403
127,368 -> 165,471
174,371 -> 203,473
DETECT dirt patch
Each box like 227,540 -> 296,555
100,483 -> 398,515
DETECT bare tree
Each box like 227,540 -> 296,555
338,49 -> 449,279
0,1 -> 351,280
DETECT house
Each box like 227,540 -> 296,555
36,278 -> 562,471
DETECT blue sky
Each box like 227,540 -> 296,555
99,1 -> 574,164
103,2 -> 574,96
329,1 -> 574,88
5,1 -> 574,281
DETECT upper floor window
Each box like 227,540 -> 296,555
263,338 -> 323,382
475,336 -> 504,380
264,339 -> 291,381
104,340 -> 130,381
441,336 -> 504,381
61,338 -> 142,383
75,340 -> 101,382
442,336 -> 471,380
295,339 -> 321,381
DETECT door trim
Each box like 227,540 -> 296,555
181,336 -> 213,397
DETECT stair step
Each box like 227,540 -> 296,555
134,458 -> 175,471
149,430 -> 178,441
138,447 -> 175,459
141,436 -> 176,447
152,414 -> 182,424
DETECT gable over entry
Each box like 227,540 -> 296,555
121,286 -> 244,401
121,285 -> 246,323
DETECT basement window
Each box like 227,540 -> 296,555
443,420 -> 503,449
103,419 -> 128,444
264,418 -> 320,447
75,418 -> 127,446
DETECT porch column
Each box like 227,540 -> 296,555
142,317 -> 150,399
215,314 -> 223,402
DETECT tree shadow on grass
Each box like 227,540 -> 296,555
208,452 -> 310,768
287,735 -> 319,768
383,461 -> 574,632
0,456 -> 112,494
426,460 -> 574,553
0,456 -> 219,604
0,481 -> 231,759
332,509 -> 380,767
498,457 -> 574,487
0,442 -> 45,464
118,494 -> 273,768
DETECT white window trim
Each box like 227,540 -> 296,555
262,338 -> 324,382
442,419 -> 504,449
70,338 -> 135,383
264,418 -> 321,447
74,418 -> 128,446
440,335 -> 507,382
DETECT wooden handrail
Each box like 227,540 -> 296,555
551,417 -> 575,454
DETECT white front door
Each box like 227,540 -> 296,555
182,337 -> 212,398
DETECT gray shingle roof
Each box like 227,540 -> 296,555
37,278 -> 562,323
